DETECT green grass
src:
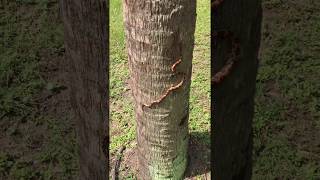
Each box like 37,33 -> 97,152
252,0 -> 320,179
0,1 -> 77,179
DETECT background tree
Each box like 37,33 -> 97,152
60,0 -> 108,179
212,0 -> 262,179
123,0 -> 196,179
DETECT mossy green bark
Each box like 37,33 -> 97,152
148,135 -> 189,180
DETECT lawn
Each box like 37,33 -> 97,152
0,1 -> 77,179
252,0 -> 320,179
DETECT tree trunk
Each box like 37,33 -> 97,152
60,1 -> 108,179
123,0 -> 196,179
212,0 -> 262,179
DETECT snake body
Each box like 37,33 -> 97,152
142,0 -> 240,108
212,0 -> 241,85
142,57 -> 185,108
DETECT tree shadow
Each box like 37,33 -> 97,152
184,131 -> 211,179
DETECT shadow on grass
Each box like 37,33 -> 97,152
184,131 -> 211,179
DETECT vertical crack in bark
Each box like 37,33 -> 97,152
183,134 -> 188,141
102,135 -> 109,159
179,114 -> 188,126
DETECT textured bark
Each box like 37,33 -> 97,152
60,1 -> 108,179
212,0 -> 262,179
123,0 -> 196,179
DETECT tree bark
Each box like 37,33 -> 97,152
123,0 -> 196,179
212,0 -> 262,179
60,1 -> 108,179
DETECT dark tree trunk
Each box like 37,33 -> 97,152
60,1 -> 108,179
123,0 -> 196,179
212,0 -> 262,179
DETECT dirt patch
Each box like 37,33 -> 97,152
283,105 -> 320,161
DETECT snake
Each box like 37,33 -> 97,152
212,0 -> 241,85
142,57 -> 185,108
142,0 -> 240,108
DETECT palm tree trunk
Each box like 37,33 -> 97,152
60,1 -> 109,179
212,0 -> 262,179
123,0 -> 196,179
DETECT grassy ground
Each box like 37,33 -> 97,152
0,1 -> 77,179
0,0 -> 319,179
252,0 -> 320,179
